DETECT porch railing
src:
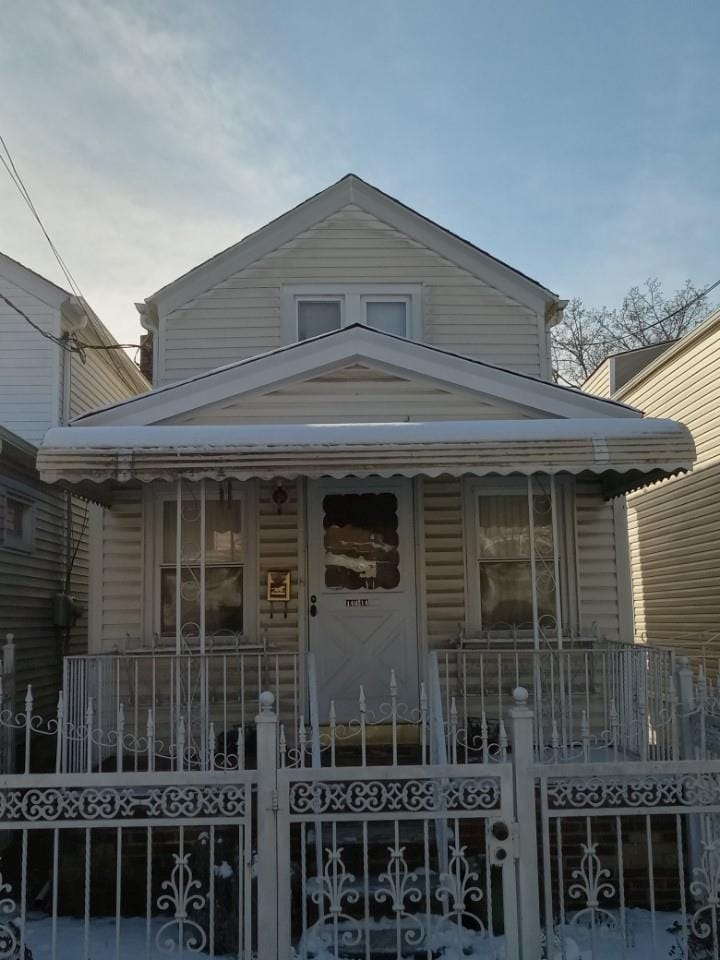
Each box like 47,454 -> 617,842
49,638 -> 679,773
433,637 -> 677,761
61,650 -> 309,772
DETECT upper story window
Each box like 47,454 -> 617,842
1,492 -> 35,553
282,285 -> 421,343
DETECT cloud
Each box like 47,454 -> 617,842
0,0 -> 346,343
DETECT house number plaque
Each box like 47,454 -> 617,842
267,571 -> 291,619
345,599 -> 368,608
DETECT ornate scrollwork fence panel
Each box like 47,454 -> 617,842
278,762 -> 517,959
0,769 -> 255,959
537,758 -> 720,960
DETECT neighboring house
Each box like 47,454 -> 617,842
0,252 -> 148,714
35,175 -> 694,721
583,307 -> 720,654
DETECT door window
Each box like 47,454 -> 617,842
322,492 -> 400,590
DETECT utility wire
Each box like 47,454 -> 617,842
638,277 -> 720,333
0,134 -> 145,389
0,291 -> 77,352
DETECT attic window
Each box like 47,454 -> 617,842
364,298 -> 407,337
282,284 -> 421,343
298,300 -> 342,340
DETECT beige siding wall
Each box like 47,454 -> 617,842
583,361 -> 611,399
421,478 -> 466,650
167,364 -> 536,425
159,205 -> 544,385
96,488 -> 144,650
93,478 -> 621,660
258,480 -> 300,652
0,275 -> 58,444
575,482 -> 622,640
618,318 -> 720,647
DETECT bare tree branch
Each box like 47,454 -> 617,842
552,278 -> 714,386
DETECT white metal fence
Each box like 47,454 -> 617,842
3,653 -> 720,957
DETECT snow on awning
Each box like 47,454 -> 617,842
37,419 -> 695,496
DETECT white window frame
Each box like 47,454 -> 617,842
1,489 -> 36,554
281,284 -> 423,344
150,481 -> 258,645
462,476 -> 578,636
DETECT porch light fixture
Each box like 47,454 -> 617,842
272,480 -> 288,514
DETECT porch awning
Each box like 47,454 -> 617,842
37,419 -> 695,496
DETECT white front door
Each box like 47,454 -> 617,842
307,478 -> 419,722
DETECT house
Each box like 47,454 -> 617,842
583,307 -> 720,656
34,175 -> 693,730
0,252 -> 148,716
2,175 -> 711,960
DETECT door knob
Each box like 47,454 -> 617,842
310,604 -> 317,617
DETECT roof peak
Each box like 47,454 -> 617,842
146,175 -> 559,317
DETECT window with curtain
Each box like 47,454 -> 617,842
476,492 -> 556,630
159,497 -> 244,636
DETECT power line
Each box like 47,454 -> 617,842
0,134 -> 145,389
556,277 -> 720,367
0,291 -> 77,352
632,277 -> 720,334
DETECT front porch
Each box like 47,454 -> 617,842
34,414 -> 694,774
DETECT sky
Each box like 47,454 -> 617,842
1,0 -> 718,347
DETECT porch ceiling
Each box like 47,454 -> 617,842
36,418 -> 695,497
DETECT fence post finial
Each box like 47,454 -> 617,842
255,690 -> 280,960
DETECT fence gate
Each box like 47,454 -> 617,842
253,687 -> 539,960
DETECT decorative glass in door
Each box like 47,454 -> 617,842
322,493 -> 400,590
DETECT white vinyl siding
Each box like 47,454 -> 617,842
0,275 -> 59,444
165,364 -> 538,425
159,205 -> 544,384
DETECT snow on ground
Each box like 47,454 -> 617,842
295,909 -> 685,959
20,913 -> 234,959
19,908 -> 684,959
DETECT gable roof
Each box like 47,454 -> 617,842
145,175 -> 560,319
71,324 -> 640,427
611,307 -> 720,400
0,251 -> 71,309
0,251 -> 148,393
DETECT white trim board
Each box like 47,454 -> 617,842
70,325 -> 641,426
